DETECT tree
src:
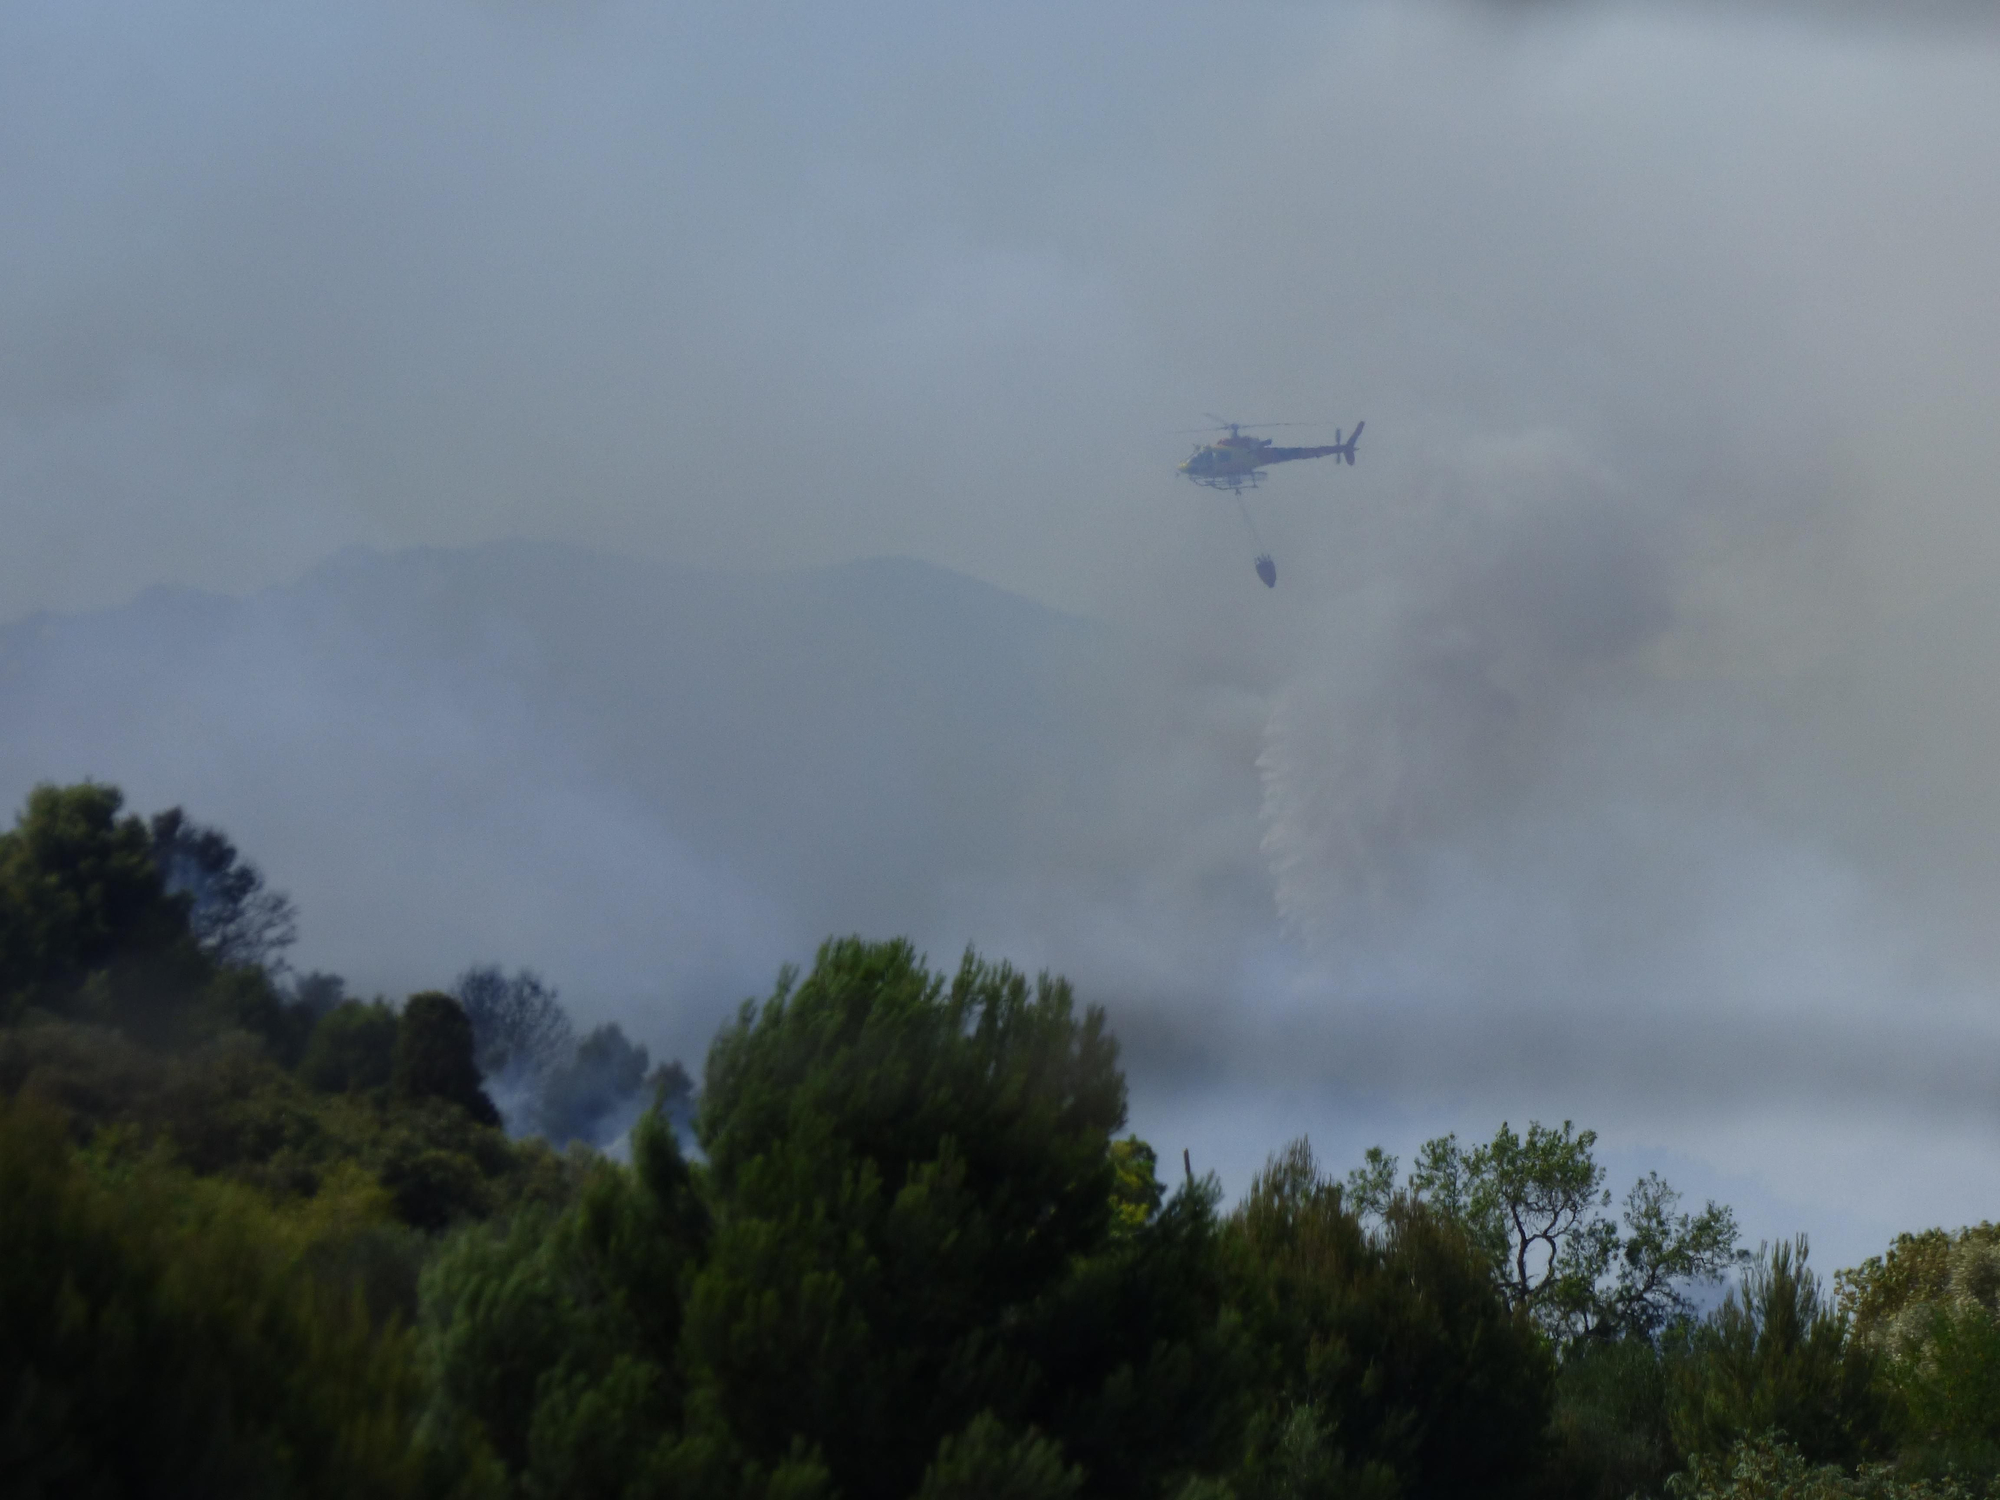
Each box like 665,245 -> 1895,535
1887,1303 -> 2000,1484
421,1108 -> 710,1498
1838,1224 -> 2000,1345
1227,1139 -> 1555,1500
300,999 -> 401,1094
912,1413 -> 1083,1500
0,782 -> 190,1017
538,1022 -> 651,1147
451,964 -> 572,1086
290,970 -> 348,1021
1107,1136 -> 1165,1238
1355,1122 -> 1740,1342
451,967 -> 685,1148
1610,1172 -> 1746,1339
393,992 -> 500,1127
687,937 -> 1128,1500
1666,1237 -> 1886,1467
650,1056 -> 697,1135
1016,1152 -> 1242,1500
1344,1144 -> 1399,1220
1546,1333 -> 1677,1500
148,808 -> 298,971
1665,1433 -> 1967,1500
1840,1224 -> 2000,1483
1408,1120 -> 1617,1336
0,1094 -> 429,1499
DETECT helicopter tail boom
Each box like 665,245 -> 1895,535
1244,422 -> 1363,471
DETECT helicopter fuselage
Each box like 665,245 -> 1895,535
1178,423 -> 1361,492
1179,437 -> 1342,483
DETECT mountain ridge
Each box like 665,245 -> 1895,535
0,540 -> 1126,1053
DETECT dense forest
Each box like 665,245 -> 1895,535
3,780 -> 1996,1499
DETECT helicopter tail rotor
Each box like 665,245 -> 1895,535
1336,420 -> 1364,465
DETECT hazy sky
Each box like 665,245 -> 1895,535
7,0 -> 2000,1267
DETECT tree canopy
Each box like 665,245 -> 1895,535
0,782 -> 191,1022
149,807 -> 298,971
1354,1120 -> 1742,1343
4,779 -> 1998,1500
394,991 -> 502,1128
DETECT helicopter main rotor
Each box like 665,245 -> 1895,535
1176,415 -> 1328,436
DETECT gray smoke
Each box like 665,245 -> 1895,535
454,963 -> 692,1150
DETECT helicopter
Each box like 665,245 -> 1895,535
1177,417 -> 1363,494
1177,416 -> 1363,588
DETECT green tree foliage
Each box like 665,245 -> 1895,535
1224,1139 -> 1556,1500
912,1412 -> 1084,1500
1667,1238 -> 1886,1468
1359,1121 -> 1740,1342
455,965 -> 573,1085
148,807 -> 298,971
1839,1227 -> 2000,1346
1666,1433 -> 1983,1500
0,1010 -> 566,1229
686,937 -> 1128,1498
421,938 -> 1248,1500
302,998 -> 401,1093
0,783 -> 195,1024
1841,1226 -> 2000,1485
1013,1149 -> 1240,1500
32,782 -> 1977,1500
396,992 -> 501,1127
1108,1135 -> 1165,1238
0,1093 -> 427,1500
197,960 -> 306,1058
1613,1172 -> 1750,1339
0,783 -> 325,1062
1408,1120 -> 1616,1335
453,964 -> 682,1148
421,1108 -> 708,1498
1546,1335 -> 1677,1500
1886,1306 -> 2000,1485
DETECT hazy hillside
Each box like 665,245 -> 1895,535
0,543 -> 1141,1049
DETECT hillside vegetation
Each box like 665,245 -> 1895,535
2,780 -> 1995,1499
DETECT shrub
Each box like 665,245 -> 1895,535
0,1093 -> 428,1498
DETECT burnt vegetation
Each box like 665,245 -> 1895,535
3,779 -> 1996,1498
